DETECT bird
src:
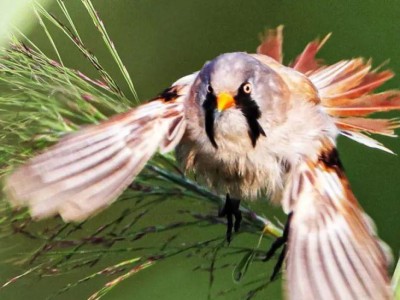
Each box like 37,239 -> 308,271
4,26 -> 399,299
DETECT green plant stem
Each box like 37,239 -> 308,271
146,165 -> 283,238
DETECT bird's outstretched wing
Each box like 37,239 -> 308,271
282,139 -> 392,300
4,73 -> 197,222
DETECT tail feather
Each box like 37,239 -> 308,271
335,117 -> 400,137
313,59 -> 372,98
341,131 -> 395,154
259,27 -> 400,152
257,25 -> 284,63
290,33 -> 331,74
324,91 -> 400,117
311,60 -> 400,141
317,67 -> 394,100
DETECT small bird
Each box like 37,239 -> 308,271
4,26 -> 399,299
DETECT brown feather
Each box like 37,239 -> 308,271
321,70 -> 394,100
324,91 -> 400,116
311,59 -> 371,97
308,55 -> 398,149
284,140 -> 392,300
290,33 -> 331,74
258,27 -> 400,151
257,25 -> 284,63
4,73 -> 197,221
335,117 -> 400,136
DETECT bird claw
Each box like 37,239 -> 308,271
263,212 -> 293,280
218,193 -> 242,243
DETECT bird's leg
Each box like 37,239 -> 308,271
263,212 -> 293,280
218,193 -> 242,243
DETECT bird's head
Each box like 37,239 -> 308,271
195,52 -> 288,149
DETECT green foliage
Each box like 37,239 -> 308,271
0,1 -> 283,299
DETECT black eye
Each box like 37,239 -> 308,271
241,82 -> 252,94
207,84 -> 213,93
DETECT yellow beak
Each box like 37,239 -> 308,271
216,92 -> 235,112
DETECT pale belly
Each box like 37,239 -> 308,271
175,137 -> 287,201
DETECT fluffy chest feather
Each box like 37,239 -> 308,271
176,134 -> 285,200
176,99 -> 338,202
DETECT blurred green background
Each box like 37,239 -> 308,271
0,1 -> 399,299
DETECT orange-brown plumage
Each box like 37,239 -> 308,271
257,25 -> 284,63
4,26 -> 399,300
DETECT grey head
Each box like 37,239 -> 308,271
195,52 -> 284,148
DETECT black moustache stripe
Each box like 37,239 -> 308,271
202,89 -> 265,149
245,115 -> 266,147
235,92 -> 266,147
202,93 -> 218,148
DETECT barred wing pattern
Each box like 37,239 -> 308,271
5,74 -> 196,222
283,140 -> 392,300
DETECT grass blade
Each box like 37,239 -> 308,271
80,0 -> 139,102
88,260 -> 155,300
34,1 -> 126,100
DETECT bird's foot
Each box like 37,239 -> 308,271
263,212 -> 293,281
218,193 -> 242,244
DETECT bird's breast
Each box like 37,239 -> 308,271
175,132 -> 287,202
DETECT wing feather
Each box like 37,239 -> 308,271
284,141 -> 392,300
5,74 -> 197,221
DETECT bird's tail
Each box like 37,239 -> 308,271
258,26 -> 400,153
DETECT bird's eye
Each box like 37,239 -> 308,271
207,84 -> 213,93
242,82 -> 252,94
